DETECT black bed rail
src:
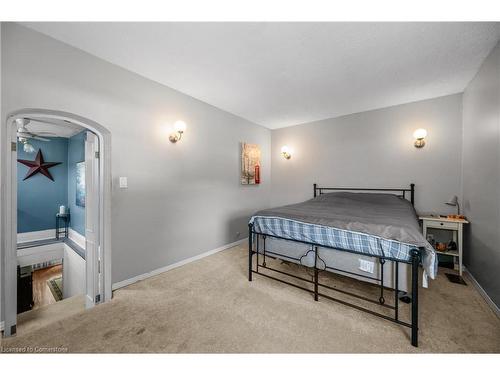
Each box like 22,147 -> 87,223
313,183 -> 415,206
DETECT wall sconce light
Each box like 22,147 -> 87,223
281,145 -> 292,160
413,128 -> 427,148
169,120 -> 187,143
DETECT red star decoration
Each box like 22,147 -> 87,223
17,149 -> 62,181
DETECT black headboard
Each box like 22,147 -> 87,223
313,183 -> 415,206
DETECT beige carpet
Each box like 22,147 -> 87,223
14,294 -> 85,335
1,245 -> 499,353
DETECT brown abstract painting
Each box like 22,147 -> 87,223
241,143 -> 261,185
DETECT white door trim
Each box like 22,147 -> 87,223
84,131 -> 100,308
1,108 -> 112,337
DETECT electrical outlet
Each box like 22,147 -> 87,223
359,259 -> 374,273
236,232 -> 241,238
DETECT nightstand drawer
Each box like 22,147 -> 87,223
425,221 -> 459,230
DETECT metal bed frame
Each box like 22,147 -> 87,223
248,183 -> 423,347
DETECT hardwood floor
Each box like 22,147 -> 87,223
32,265 -> 62,309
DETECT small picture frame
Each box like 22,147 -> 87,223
76,161 -> 86,207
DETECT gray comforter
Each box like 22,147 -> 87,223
254,192 -> 436,279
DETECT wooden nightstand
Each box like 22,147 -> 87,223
419,216 -> 469,276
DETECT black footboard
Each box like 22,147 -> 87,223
248,224 -> 421,347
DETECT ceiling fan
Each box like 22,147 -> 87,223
16,118 -> 58,153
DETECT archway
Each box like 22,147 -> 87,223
1,108 -> 112,337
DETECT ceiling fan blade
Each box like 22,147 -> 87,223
17,133 -> 50,141
17,132 -> 34,138
25,117 -> 66,127
32,136 -> 50,141
32,131 -> 58,136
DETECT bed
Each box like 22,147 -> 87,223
248,184 -> 436,347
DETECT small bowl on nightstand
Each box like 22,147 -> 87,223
435,242 -> 447,252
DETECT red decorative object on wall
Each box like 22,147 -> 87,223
254,165 -> 260,184
17,149 -> 62,181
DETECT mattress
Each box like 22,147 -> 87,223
249,192 -> 437,281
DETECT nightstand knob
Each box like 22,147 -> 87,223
440,223 -> 443,226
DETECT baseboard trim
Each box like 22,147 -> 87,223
17,229 -> 56,243
68,228 -> 86,249
112,238 -> 247,291
464,267 -> 500,319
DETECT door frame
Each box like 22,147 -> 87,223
84,131 -> 102,309
1,108 -> 112,337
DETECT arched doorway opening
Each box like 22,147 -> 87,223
1,108 -> 112,337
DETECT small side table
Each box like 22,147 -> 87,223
56,213 -> 70,239
420,216 -> 469,276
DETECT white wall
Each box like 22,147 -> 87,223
17,243 -> 63,267
462,41 -> 500,307
63,244 -> 85,299
271,94 -> 463,214
1,23 -> 271,286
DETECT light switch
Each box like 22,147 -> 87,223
119,177 -> 128,189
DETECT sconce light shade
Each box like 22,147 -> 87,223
413,128 -> 427,148
169,120 -> 187,143
413,128 -> 427,139
281,145 -> 292,160
174,120 -> 187,133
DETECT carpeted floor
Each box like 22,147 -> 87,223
1,245 -> 499,353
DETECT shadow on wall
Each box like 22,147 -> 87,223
67,131 -> 86,236
227,214 -> 253,243
463,228 -> 494,270
462,224 -> 472,265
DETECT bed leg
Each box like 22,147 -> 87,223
248,224 -> 254,282
262,236 -> 267,267
410,249 -> 420,347
314,246 -> 319,301
256,234 -> 259,273
394,261 -> 399,321
379,258 -> 386,304
314,269 -> 319,301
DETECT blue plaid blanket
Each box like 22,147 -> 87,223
250,215 -> 422,263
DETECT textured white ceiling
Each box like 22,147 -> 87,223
23,22 -> 500,129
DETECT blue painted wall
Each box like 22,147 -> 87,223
67,131 -> 86,235
17,132 -> 87,235
17,138 -> 68,233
